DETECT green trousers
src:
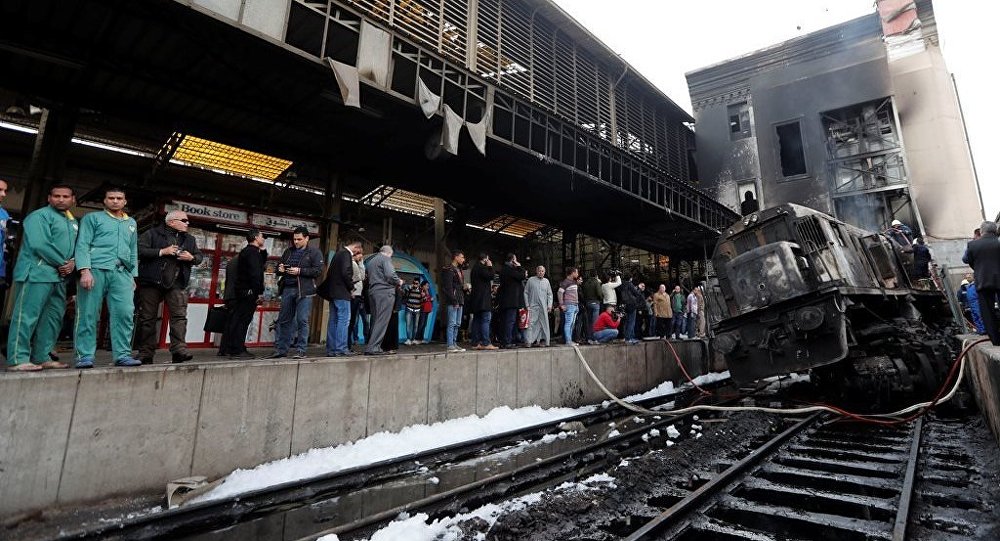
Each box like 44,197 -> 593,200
6,281 -> 67,366
74,268 -> 135,360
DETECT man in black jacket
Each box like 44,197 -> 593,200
267,227 -> 324,359
468,253 -> 497,350
963,221 -> 1000,345
136,210 -> 203,364
220,229 -> 267,359
324,239 -> 361,356
497,253 -> 526,348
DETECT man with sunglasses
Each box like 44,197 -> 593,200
135,209 -> 203,364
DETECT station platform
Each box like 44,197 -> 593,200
0,339 -> 721,519
963,336 -> 1000,448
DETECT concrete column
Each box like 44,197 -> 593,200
562,229 -> 577,274
21,107 -> 78,217
432,198 -> 450,342
313,174 -> 342,344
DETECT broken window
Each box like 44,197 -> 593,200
728,102 -> 752,141
776,121 -> 807,177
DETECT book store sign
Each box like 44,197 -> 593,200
165,201 -> 248,225
251,213 -> 321,235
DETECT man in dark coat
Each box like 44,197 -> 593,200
911,237 -> 932,281
136,209 -> 203,364
497,253 -> 526,348
220,229 -> 266,359
963,221 -> 1000,345
268,227 -> 324,359
325,239 -> 362,356
439,249 -> 467,352
467,252 -> 496,350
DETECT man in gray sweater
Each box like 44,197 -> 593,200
364,245 -> 403,355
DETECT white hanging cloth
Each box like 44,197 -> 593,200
326,58 -> 360,108
357,21 -> 391,88
417,77 -> 441,119
441,105 -> 462,155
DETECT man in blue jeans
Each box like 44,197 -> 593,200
324,239 -> 362,356
269,227 -> 324,359
557,267 -> 580,346
440,249 -> 467,352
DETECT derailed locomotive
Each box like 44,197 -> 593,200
710,203 -> 953,399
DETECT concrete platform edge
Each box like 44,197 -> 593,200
0,339 -> 713,518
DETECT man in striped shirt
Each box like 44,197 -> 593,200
557,267 -> 580,346
403,276 -> 423,345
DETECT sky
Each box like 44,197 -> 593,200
551,0 -> 997,220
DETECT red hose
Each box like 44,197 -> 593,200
665,339 -> 711,395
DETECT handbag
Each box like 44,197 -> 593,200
204,305 -> 230,333
518,308 -> 530,330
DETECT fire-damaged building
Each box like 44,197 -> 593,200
685,0 -> 983,266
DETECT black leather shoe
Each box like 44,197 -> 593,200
139,356 -> 154,365
171,352 -> 193,364
265,352 -> 287,359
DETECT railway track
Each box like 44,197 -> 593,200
58,379 -> 734,541
625,413 -> 924,541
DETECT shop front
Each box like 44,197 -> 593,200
150,199 -> 321,349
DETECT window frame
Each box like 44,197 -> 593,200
727,101 -> 752,141
774,118 -> 809,181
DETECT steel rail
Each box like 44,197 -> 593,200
64,379 -> 731,541
306,396 -> 745,541
622,412 -> 824,541
892,416 -> 923,541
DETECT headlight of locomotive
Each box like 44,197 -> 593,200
713,332 -> 739,355
794,306 -> 825,331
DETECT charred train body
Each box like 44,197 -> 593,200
712,204 -> 952,397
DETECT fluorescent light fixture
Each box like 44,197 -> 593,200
169,134 -> 292,182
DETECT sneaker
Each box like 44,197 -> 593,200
265,352 -> 287,359
115,356 -> 142,367
566,341 -> 577,347
292,352 -> 305,359
679,334 -> 688,340
74,357 -> 95,369
447,346 -> 466,353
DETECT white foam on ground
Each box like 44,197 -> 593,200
341,474 -> 618,540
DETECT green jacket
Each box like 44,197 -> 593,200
13,205 -> 79,283
75,210 -> 139,277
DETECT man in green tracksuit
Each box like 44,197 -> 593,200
74,186 -> 141,368
5,184 -> 79,371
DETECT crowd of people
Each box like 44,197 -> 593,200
14,181 -> 995,371
427,250 -> 708,352
0,182 -> 715,370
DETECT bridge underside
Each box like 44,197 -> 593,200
0,0 -> 731,257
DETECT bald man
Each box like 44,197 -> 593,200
135,209 -> 203,363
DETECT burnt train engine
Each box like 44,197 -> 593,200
711,204 -> 954,401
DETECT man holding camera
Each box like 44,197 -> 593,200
136,209 -> 203,364
592,304 -> 621,343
